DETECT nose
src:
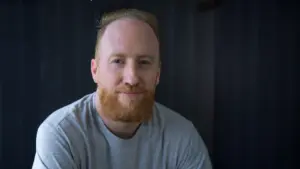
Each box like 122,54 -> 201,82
123,63 -> 139,86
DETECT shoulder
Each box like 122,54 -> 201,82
154,102 -> 196,133
40,93 -> 94,129
34,93 -> 95,161
36,92 -> 95,146
33,93 -> 95,169
153,102 -> 201,147
154,102 -> 212,168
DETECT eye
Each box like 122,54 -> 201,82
112,59 -> 124,64
139,60 -> 151,65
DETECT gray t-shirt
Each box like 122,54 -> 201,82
32,92 -> 212,169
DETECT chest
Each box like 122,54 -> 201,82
81,133 -> 177,169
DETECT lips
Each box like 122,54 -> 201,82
116,86 -> 146,95
122,91 -> 143,94
120,92 -> 145,95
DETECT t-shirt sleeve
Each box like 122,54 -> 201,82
31,122 -> 78,169
177,124 -> 213,169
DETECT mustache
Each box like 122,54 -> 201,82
116,85 -> 146,93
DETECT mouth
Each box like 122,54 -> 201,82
120,92 -> 144,95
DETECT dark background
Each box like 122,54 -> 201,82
1,0 -> 299,169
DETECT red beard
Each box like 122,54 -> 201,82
97,84 -> 155,123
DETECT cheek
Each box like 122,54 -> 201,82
98,69 -> 121,87
142,74 -> 158,88
106,75 -> 122,87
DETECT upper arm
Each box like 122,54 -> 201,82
177,124 -> 213,169
32,122 -> 78,169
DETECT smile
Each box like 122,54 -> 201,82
120,92 -> 144,95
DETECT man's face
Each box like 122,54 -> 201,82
91,18 -> 160,123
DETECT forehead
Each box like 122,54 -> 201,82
98,18 -> 159,59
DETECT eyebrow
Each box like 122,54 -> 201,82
138,54 -> 155,61
110,53 -> 156,61
110,53 -> 126,58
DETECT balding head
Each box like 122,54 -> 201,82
97,18 -> 159,63
94,9 -> 159,59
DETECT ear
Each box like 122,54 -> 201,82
156,73 -> 160,85
155,65 -> 161,85
91,58 -> 98,83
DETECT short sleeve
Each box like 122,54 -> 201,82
31,122 -> 78,169
176,124 -> 213,169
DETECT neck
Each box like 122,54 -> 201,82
94,93 -> 140,139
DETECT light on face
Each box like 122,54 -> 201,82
108,53 -> 157,72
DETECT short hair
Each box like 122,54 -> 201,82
94,8 -> 159,58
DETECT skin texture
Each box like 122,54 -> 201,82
91,18 -> 160,138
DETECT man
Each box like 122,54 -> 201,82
32,8 -> 212,169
